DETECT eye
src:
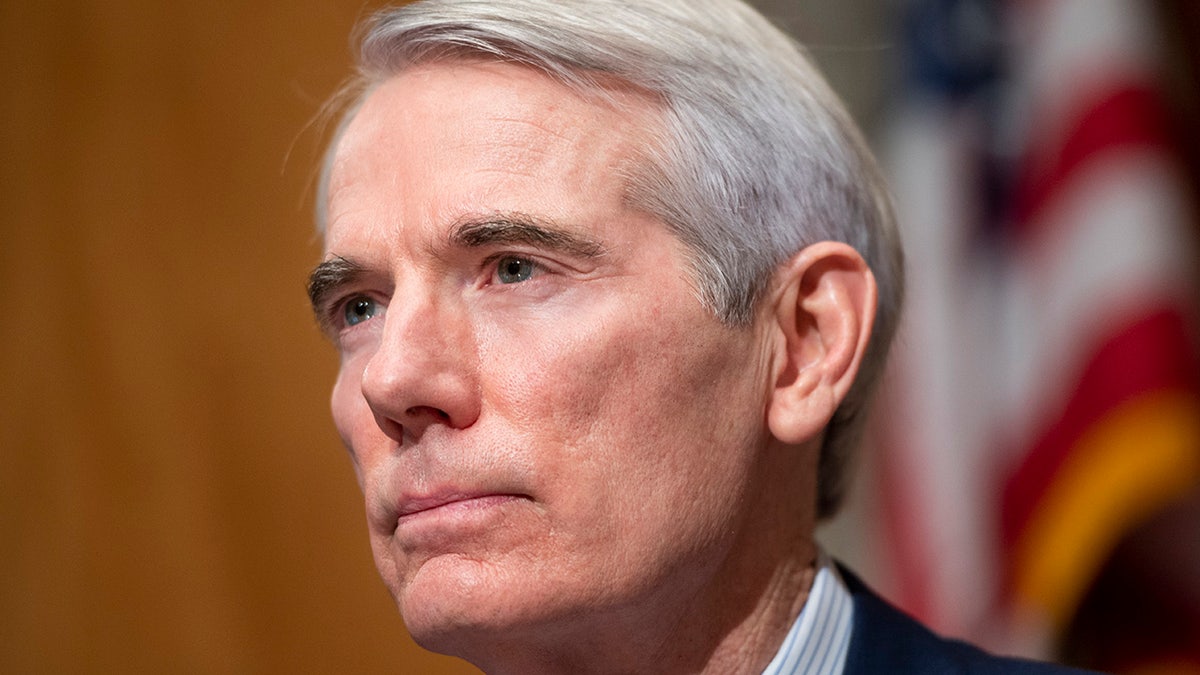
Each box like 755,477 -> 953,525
495,256 -> 536,284
342,296 -> 379,327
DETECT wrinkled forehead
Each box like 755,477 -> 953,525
317,59 -> 687,271
318,58 -> 671,235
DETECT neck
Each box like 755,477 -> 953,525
687,542 -> 819,674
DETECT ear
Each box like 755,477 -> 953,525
766,241 -> 877,445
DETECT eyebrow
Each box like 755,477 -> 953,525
307,255 -> 365,333
307,214 -> 607,333
448,213 -> 606,259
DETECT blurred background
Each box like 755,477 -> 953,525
1,0 -> 1197,673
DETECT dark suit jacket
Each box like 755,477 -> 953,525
839,567 -> 1097,674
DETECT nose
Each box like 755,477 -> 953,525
359,294 -> 481,443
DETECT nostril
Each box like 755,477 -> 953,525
405,406 -> 450,421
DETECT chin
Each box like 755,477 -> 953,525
395,553 -> 529,635
391,556 -> 550,665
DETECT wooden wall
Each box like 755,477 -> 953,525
0,1 -> 476,672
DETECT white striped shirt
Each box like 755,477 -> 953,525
761,553 -> 854,675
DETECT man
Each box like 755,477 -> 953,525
307,0 -> 1088,672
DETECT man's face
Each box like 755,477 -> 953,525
317,61 -> 784,652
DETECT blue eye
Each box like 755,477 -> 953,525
343,296 -> 378,327
496,256 -> 536,284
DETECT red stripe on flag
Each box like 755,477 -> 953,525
1014,85 -> 1173,230
1001,308 -> 1198,550
879,430 -> 937,624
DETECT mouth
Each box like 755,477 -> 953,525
388,492 -> 533,538
398,493 -> 528,520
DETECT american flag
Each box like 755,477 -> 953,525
869,0 -> 1200,666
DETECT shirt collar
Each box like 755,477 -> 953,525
761,551 -> 855,675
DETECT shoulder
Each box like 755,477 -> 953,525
838,566 -> 1096,675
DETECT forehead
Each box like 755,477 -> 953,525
323,60 -> 665,252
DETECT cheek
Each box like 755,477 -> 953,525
527,314 -> 752,444
330,357 -> 375,476
330,366 -> 360,445
485,298 -> 765,516
512,318 -> 766,598
479,304 -> 685,444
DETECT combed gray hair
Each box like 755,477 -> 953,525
318,0 -> 904,518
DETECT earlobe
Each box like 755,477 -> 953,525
765,242 -> 877,445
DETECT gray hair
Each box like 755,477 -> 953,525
318,0 -> 904,518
